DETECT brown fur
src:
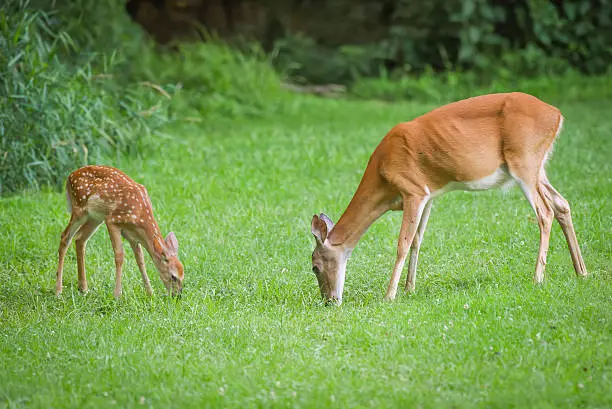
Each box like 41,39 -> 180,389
56,165 -> 184,298
312,92 -> 587,304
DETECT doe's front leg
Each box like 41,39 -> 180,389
405,200 -> 433,292
385,195 -> 428,301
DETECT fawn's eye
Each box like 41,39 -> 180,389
312,266 -> 320,275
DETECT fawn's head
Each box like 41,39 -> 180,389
310,213 -> 351,305
157,232 -> 184,296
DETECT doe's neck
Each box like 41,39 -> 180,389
327,170 -> 391,249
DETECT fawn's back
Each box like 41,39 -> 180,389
67,165 -> 158,229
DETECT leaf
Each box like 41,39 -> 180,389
468,26 -> 482,43
7,51 -> 25,67
462,0 -> 476,19
564,2 -> 577,21
579,1 -> 591,16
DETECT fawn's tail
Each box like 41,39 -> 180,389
65,180 -> 72,213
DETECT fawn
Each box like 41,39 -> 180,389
310,92 -> 587,304
56,165 -> 184,297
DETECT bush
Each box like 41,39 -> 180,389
135,39 -> 286,119
0,0 -> 291,195
0,1 -> 172,195
271,0 -> 612,85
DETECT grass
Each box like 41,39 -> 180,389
0,94 -> 610,408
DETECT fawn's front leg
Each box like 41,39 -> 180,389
56,213 -> 86,296
129,241 -> 153,296
107,223 -> 124,298
74,219 -> 102,294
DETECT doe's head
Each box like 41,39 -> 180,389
158,232 -> 184,296
310,213 -> 351,305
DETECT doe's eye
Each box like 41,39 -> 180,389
312,266 -> 320,275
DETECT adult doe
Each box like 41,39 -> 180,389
310,92 -> 587,304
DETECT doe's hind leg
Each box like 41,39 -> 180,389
532,184 -> 554,283
510,168 -> 553,284
540,174 -> 588,277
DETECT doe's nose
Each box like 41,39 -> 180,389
324,296 -> 342,306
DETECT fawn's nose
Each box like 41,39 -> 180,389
171,282 -> 182,298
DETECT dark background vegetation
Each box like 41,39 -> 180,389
126,0 -> 612,83
1,0 -> 611,194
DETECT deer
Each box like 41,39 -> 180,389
55,165 -> 184,298
310,92 -> 588,305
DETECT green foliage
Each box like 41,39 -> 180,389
0,0 -> 172,195
273,33 -> 385,85
524,0 -> 612,74
350,67 -> 612,104
0,0 -> 289,195
273,0 -> 612,85
32,0 -> 148,57
136,40 -> 286,118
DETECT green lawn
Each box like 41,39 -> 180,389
0,95 -> 610,408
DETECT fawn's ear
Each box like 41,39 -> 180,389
165,232 -> 179,256
311,213 -> 334,243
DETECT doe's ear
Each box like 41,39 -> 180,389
311,215 -> 328,243
311,213 -> 334,243
164,232 -> 179,256
319,213 -> 335,233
